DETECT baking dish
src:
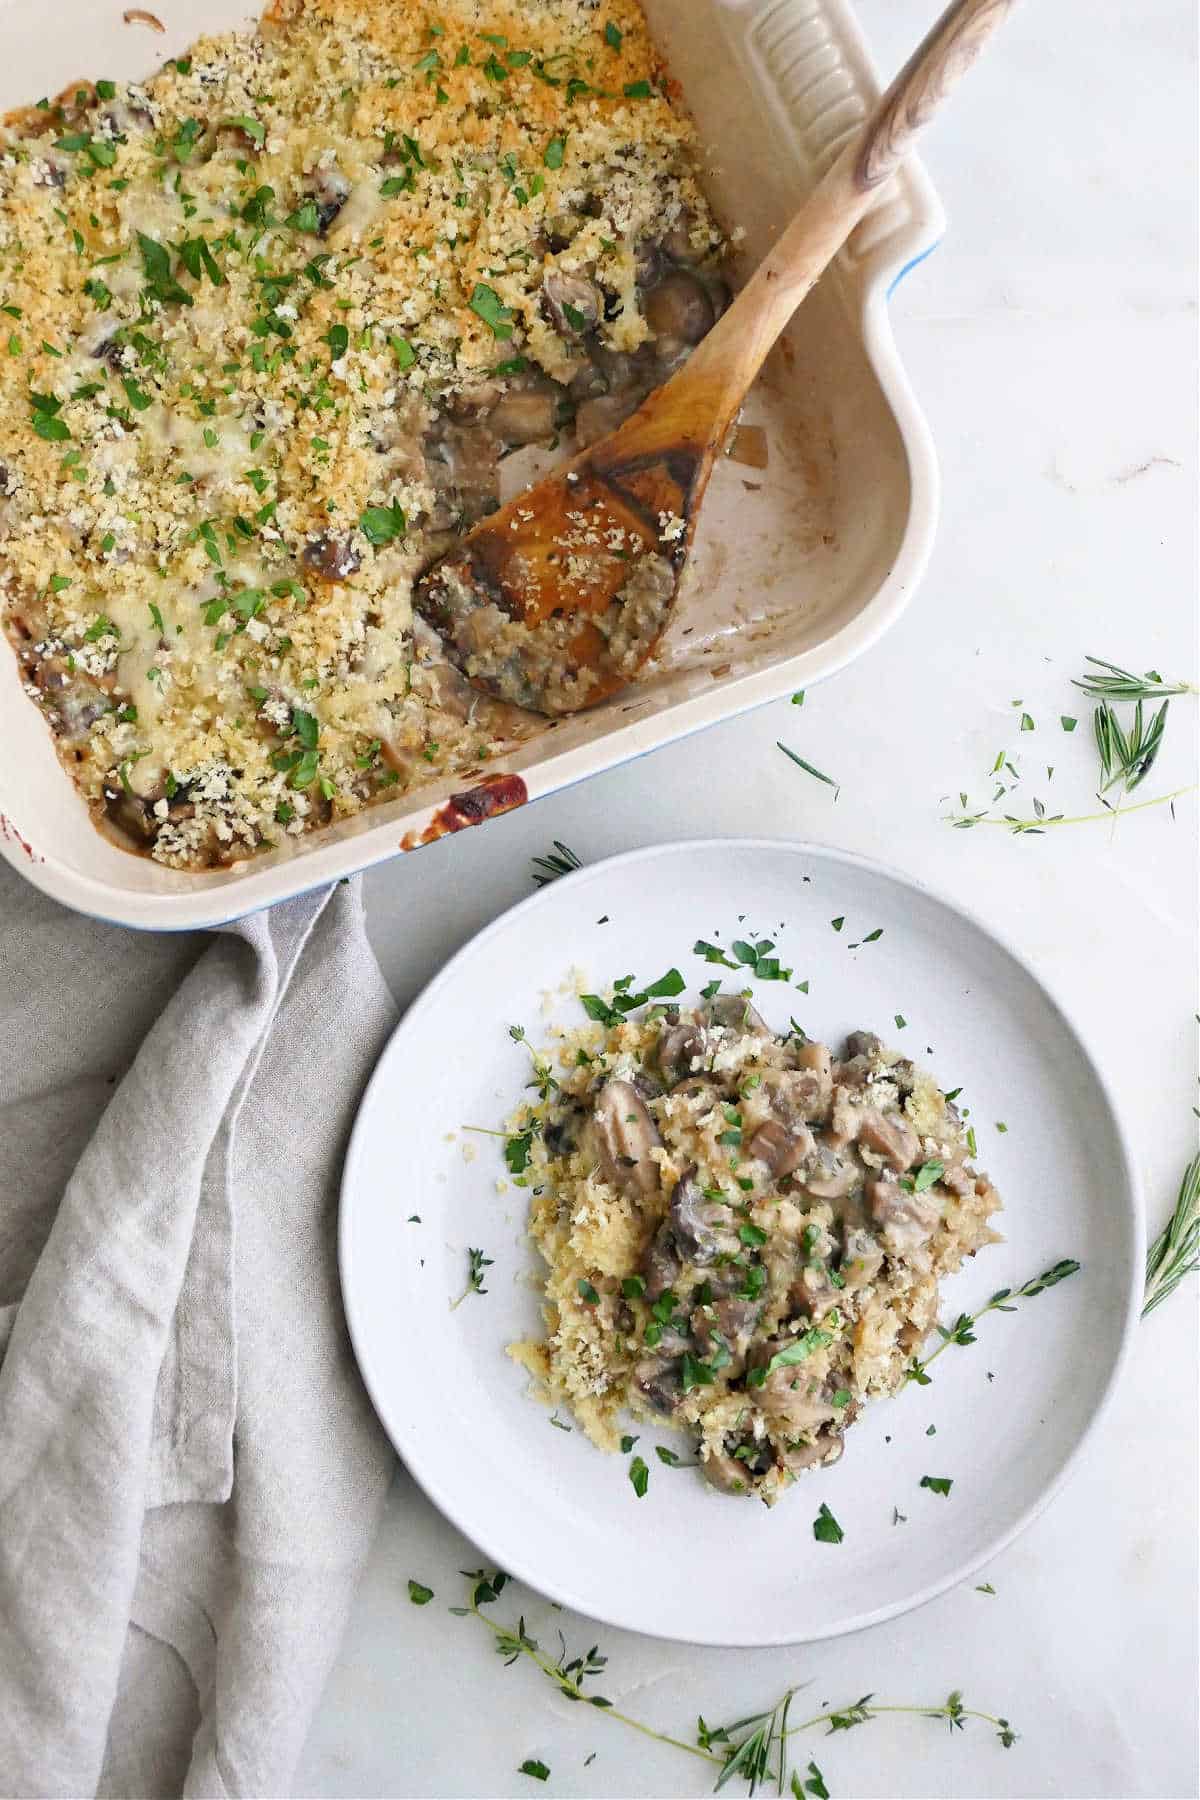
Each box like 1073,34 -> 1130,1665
0,0 -> 943,928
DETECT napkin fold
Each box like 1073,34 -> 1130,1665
0,864 -> 398,1797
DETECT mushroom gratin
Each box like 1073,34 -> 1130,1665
508,990 -> 1002,1504
0,0 -> 729,868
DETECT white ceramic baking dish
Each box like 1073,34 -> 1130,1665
0,0 -> 943,928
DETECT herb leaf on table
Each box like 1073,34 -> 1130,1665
1144,1152 -> 1200,1316
451,1573 -> 1018,1793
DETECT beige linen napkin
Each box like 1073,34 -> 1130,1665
0,863 -> 397,1797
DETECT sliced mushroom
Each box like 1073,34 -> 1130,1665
857,1108 -> 920,1172
798,1140 -> 859,1202
312,166 -> 351,234
838,1223 -> 884,1289
788,1257 -> 839,1319
656,1017 -> 707,1084
641,1219 -> 681,1301
746,1117 -> 813,1178
303,534 -> 361,581
661,214 -> 701,264
668,1168 -> 738,1265
843,1030 -> 883,1060
751,1349 -> 837,1439
632,1355 -> 683,1414
761,1067 -> 828,1129
780,1427 -> 845,1474
937,1162 -> 976,1199
574,389 -> 641,447
423,421 -> 500,529
669,1074 -> 726,1109
865,1172 -> 940,1252
589,1078 -> 662,1199
692,1296 -> 759,1375
488,387 -> 557,446
643,271 -> 714,345
702,993 -> 770,1036
542,271 -> 601,336
544,1100 -> 588,1158
702,1432 -> 772,1494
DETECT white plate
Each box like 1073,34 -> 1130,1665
340,840 -> 1141,1647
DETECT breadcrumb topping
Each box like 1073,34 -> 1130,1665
0,0 -> 723,867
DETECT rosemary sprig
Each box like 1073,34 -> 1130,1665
777,742 -> 840,796
1072,656 -> 1196,702
1093,697 -> 1169,794
453,1574 -> 1017,1793
531,840 -> 583,886
905,1258 -> 1080,1384
1144,1153 -> 1200,1317
449,1247 -> 493,1310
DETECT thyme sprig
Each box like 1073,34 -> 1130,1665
1143,1153 -> 1200,1317
905,1259 -> 1081,1384
453,1573 -> 1017,1794
531,840 -> 583,885
1072,656 -> 1196,702
449,1247 -> 493,1309
945,786 -> 1194,834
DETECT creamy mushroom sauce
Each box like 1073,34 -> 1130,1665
0,0 -> 729,867
508,994 -> 1001,1504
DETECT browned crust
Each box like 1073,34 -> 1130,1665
400,773 -> 528,848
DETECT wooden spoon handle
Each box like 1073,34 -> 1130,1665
676,0 -> 1017,428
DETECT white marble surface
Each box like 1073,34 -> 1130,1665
296,3 -> 1198,1794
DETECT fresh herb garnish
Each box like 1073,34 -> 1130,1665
359,498 -> 406,545
579,967 -> 685,1025
577,1278 -> 600,1306
628,1455 -> 649,1498
407,1579 -> 434,1605
920,1475 -> 953,1497
778,741 -> 840,794
518,1759 -> 549,1781
469,282 -> 514,339
904,1257 -> 1080,1384
1072,655 -> 1196,702
455,1572 -> 1017,1786
29,392 -> 71,442
746,1327 -> 831,1387
693,939 -> 738,968
450,1246 -> 493,1309
531,839 -> 582,885
1144,1153 -> 1199,1316
504,1129 -> 533,1174
730,937 -> 792,982
812,1503 -> 844,1544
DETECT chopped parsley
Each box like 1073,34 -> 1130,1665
812,1503 -> 843,1544
920,1475 -> 954,1497
468,281 -> 514,339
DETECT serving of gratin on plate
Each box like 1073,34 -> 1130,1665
0,0 -> 733,870
506,992 -> 1001,1504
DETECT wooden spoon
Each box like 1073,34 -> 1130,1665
415,0 -> 1017,716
